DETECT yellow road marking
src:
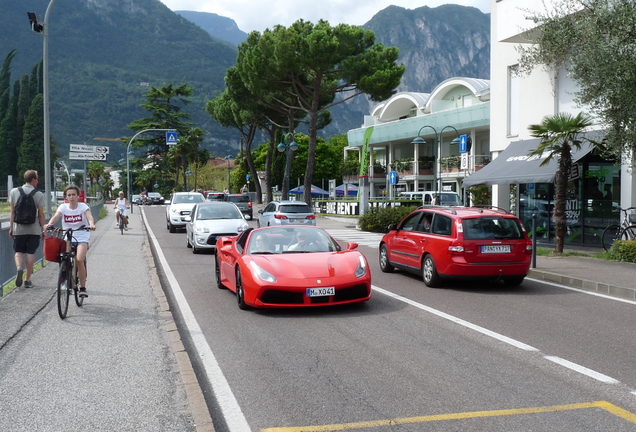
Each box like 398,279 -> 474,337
261,401 -> 636,432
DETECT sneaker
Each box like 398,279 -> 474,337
16,269 -> 23,287
24,280 -> 33,288
79,287 -> 88,298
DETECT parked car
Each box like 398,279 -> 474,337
257,200 -> 316,227
185,202 -> 249,254
147,192 -> 165,205
215,226 -> 371,309
131,194 -> 142,205
166,192 -> 205,233
379,206 -> 532,287
204,191 -> 225,201
225,194 -> 253,219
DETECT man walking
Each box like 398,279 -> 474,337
9,170 -> 46,288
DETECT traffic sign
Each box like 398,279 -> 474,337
70,144 -> 109,154
69,152 -> 107,161
459,134 -> 472,153
389,171 -> 398,185
166,131 -> 178,146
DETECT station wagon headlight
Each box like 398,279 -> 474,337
355,256 -> 367,278
249,261 -> 276,283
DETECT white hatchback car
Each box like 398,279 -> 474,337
185,202 -> 249,253
166,192 -> 205,233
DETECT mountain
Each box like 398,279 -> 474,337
0,0 -> 490,159
174,11 -> 247,46
1,0 -> 238,157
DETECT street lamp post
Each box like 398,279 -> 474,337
411,125 -> 460,194
28,1 -> 58,217
126,128 -> 177,210
277,133 -> 298,200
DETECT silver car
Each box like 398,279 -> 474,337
185,202 -> 249,253
257,200 -> 316,227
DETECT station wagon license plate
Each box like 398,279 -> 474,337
306,287 -> 335,297
481,245 -> 511,253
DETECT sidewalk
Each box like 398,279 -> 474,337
0,210 -> 214,432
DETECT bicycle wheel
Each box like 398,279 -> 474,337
57,261 -> 71,319
601,224 -> 621,251
620,225 -> 636,241
119,217 -> 124,235
74,259 -> 85,307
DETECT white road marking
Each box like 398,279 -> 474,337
526,277 -> 636,305
544,356 -> 620,384
373,285 -> 625,389
328,229 -> 383,248
144,210 -> 251,432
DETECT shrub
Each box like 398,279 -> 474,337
359,205 -> 418,233
610,240 -> 636,263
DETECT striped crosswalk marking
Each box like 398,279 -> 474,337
327,229 -> 383,248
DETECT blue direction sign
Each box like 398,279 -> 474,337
166,131 -> 178,146
459,135 -> 467,152
389,171 -> 398,185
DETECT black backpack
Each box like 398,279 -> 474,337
14,187 -> 38,224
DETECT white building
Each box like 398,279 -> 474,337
463,0 -> 636,247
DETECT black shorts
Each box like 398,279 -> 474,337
13,235 -> 41,255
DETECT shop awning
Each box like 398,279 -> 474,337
462,138 -> 594,188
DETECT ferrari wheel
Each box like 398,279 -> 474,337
235,269 -> 249,310
422,254 -> 442,288
215,255 -> 225,289
379,244 -> 394,273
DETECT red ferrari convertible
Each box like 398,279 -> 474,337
214,226 -> 372,309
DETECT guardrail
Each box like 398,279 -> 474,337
0,200 -> 103,297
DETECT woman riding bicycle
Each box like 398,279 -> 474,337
45,185 -> 96,298
114,191 -> 130,230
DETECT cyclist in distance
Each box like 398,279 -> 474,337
114,191 -> 130,230
45,185 -> 96,298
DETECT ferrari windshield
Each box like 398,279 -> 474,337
247,227 -> 340,254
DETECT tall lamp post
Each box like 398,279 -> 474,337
126,128 -> 177,209
277,133 -> 298,200
411,125 -> 460,194
28,2 -> 58,217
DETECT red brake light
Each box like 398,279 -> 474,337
448,240 -> 464,255
306,215 -> 316,220
274,214 -> 288,219
248,201 -> 252,208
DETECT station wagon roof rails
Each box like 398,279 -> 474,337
417,205 -> 457,214
469,205 -> 510,214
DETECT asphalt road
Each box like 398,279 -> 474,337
143,205 -> 636,432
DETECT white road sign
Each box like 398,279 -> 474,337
69,152 -> 107,161
70,144 -> 109,154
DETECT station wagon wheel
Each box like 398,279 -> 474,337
235,268 -> 249,310
422,254 -> 442,288
215,254 -> 225,289
379,244 -> 394,273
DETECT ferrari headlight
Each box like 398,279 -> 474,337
249,260 -> 276,283
355,255 -> 367,278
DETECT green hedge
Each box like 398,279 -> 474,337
610,240 -> 636,263
359,205 -> 418,233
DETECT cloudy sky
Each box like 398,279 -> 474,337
157,0 -> 491,34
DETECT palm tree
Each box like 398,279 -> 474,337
528,112 -> 594,254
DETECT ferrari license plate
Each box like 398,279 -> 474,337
306,287 -> 335,297
481,245 -> 511,253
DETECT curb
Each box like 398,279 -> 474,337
527,268 -> 636,301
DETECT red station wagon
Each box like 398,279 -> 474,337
379,206 -> 532,287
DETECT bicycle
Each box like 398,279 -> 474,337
601,206 -> 636,251
47,226 -> 91,319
